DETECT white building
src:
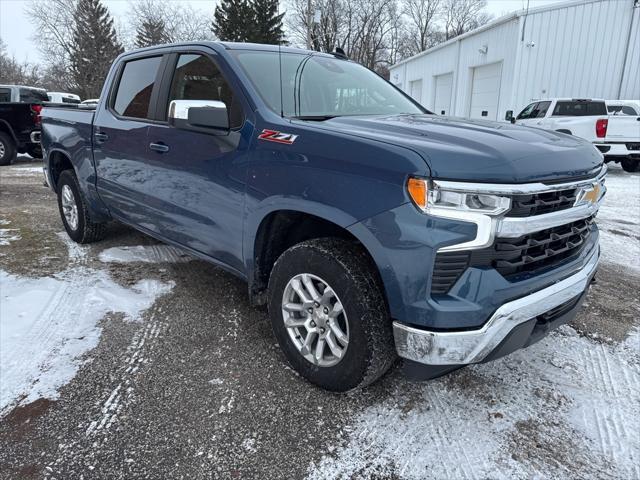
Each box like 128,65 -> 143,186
389,0 -> 640,121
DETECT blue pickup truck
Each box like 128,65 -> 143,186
41,42 -> 606,391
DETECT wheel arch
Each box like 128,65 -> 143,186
247,205 -> 392,311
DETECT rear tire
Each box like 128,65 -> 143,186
0,131 -> 17,166
621,158 -> 640,173
57,170 -> 106,243
268,238 -> 396,392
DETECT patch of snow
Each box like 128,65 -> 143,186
0,228 -> 21,246
0,268 -> 173,416
241,437 -> 257,453
7,166 -> 44,176
308,326 -> 640,479
99,244 -> 192,264
597,166 -> 640,275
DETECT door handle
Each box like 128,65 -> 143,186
149,142 -> 169,153
94,132 -> 109,143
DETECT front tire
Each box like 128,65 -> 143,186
268,238 -> 396,392
0,131 -> 17,166
57,170 -> 106,243
621,158 -> 640,173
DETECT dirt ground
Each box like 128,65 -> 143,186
0,157 -> 638,479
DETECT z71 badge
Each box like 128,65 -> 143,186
258,129 -> 298,145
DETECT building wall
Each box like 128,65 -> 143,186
390,0 -> 640,121
512,0 -> 639,110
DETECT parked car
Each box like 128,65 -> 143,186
512,98 -> 608,141
47,92 -> 81,104
41,43 -> 605,391
0,84 -> 47,164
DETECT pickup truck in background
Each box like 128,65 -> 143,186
513,98 -> 609,141
41,43 -> 605,391
513,98 -> 640,173
0,84 -> 48,164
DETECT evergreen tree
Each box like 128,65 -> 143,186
250,0 -> 284,44
135,17 -> 170,48
70,0 -> 123,99
212,0 -> 253,42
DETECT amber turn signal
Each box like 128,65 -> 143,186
407,177 -> 427,209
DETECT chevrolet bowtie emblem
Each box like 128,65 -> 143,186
583,183 -> 601,204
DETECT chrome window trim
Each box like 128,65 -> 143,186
394,244 -> 599,365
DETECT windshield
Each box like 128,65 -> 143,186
232,51 -> 424,118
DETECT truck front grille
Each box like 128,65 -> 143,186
431,216 -> 595,295
507,188 -> 577,217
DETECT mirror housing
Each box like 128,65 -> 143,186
168,100 -> 229,132
505,110 -> 514,122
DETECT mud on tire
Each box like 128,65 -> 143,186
268,238 -> 396,392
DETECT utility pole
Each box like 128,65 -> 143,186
306,0 -> 312,49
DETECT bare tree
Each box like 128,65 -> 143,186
128,0 -> 214,43
442,0 -> 492,40
25,0 -> 77,89
404,0 -> 441,54
0,39 -> 41,85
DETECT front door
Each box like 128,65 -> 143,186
144,52 -> 250,272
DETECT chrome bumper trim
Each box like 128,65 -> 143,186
393,245 -> 599,366
30,131 -> 41,143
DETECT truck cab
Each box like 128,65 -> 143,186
41,43 -> 605,391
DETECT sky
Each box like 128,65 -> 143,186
0,0 -> 566,64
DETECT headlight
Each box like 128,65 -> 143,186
407,177 -> 511,216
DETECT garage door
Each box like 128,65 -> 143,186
434,73 -> 453,115
409,79 -> 423,104
469,62 -> 502,120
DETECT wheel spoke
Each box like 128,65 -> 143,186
325,331 -> 344,359
283,302 -> 304,312
284,317 -> 306,328
302,274 -> 321,301
300,330 -> 316,356
329,301 -> 344,318
328,319 -> 348,345
314,338 -> 326,364
291,278 -> 311,304
320,286 -> 335,304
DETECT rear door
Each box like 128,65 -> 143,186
144,50 -> 251,271
93,54 -> 167,222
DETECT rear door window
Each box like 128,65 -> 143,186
0,88 -> 11,102
552,101 -> 607,116
112,56 -> 163,119
535,101 -> 551,118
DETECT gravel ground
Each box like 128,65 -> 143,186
0,158 -> 638,479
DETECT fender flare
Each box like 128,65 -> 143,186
0,120 -> 18,143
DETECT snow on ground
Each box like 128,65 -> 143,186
596,166 -> 640,275
0,219 -> 21,246
309,326 -> 640,480
99,244 -> 192,264
7,166 -> 44,176
0,239 -> 174,416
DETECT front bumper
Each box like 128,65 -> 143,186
393,243 -> 599,368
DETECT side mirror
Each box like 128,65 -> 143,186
505,110 -> 514,122
511,117 -> 516,124
168,100 -> 229,132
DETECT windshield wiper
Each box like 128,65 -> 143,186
290,115 -> 339,121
